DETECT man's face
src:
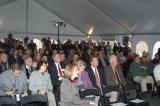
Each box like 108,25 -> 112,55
25,58 -> 33,67
135,56 -> 141,63
1,54 -> 8,62
13,70 -> 21,77
60,54 -> 65,61
54,54 -> 60,63
13,50 -> 18,56
110,56 -> 118,66
91,57 -> 99,67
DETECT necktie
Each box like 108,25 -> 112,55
28,68 -> 31,74
58,64 -> 63,77
115,70 -> 121,85
94,69 -> 101,88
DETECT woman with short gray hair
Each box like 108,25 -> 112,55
77,60 -> 93,89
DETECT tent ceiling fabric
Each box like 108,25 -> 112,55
93,0 -> 160,34
34,0 -> 160,35
0,0 -> 18,7
1,0 -> 160,35
34,0 -> 127,36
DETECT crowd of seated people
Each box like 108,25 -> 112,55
0,37 -> 160,106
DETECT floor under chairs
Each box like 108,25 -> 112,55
0,94 -> 48,106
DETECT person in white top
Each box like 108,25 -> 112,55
153,63 -> 160,85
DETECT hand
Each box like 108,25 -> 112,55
103,85 -> 106,88
6,91 -> 16,96
90,101 -> 97,106
22,92 -> 28,97
59,76 -> 64,80
38,89 -> 46,95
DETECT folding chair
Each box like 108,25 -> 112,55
123,84 -> 141,103
102,85 -> 123,106
0,96 -> 17,106
152,74 -> 160,97
79,88 -> 101,98
21,94 -> 48,106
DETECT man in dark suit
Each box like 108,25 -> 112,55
21,56 -> 34,79
98,50 -> 109,70
8,49 -> 19,66
86,56 -> 108,105
48,53 -> 66,103
86,56 -> 107,89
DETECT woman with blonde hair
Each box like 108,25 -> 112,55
71,53 -> 80,65
60,64 -> 97,106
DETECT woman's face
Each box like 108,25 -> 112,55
78,66 -> 85,73
40,63 -> 47,72
71,67 -> 79,80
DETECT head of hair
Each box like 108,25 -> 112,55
134,54 -> 140,60
77,60 -> 86,68
37,60 -> 48,70
59,51 -> 65,55
52,52 -> 59,59
64,64 -> 77,78
11,62 -> 21,72
108,55 -> 116,62
89,55 -> 97,63
23,55 -> 32,61
71,54 -> 80,64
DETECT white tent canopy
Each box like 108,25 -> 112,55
0,0 -> 160,36
0,0 -> 160,57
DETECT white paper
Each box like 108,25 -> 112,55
16,94 -> 20,101
130,99 -> 144,103
110,102 -> 127,106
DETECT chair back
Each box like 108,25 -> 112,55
0,96 -> 17,106
21,94 -> 48,106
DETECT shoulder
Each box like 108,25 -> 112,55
81,71 -> 88,76
61,79 -> 70,87
44,72 -> 50,77
30,71 -> 39,76
0,70 -> 9,78
21,65 -> 26,71
106,65 -> 111,70
86,67 -> 92,71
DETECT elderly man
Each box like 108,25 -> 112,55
0,62 -> 28,96
21,55 -> 35,79
130,54 -> 153,93
105,55 -> 126,102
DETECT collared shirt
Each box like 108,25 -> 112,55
91,66 -> 100,80
25,65 -> 30,70
26,65 -> 32,73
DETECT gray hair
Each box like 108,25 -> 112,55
77,60 -> 86,68
108,55 -> 117,62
